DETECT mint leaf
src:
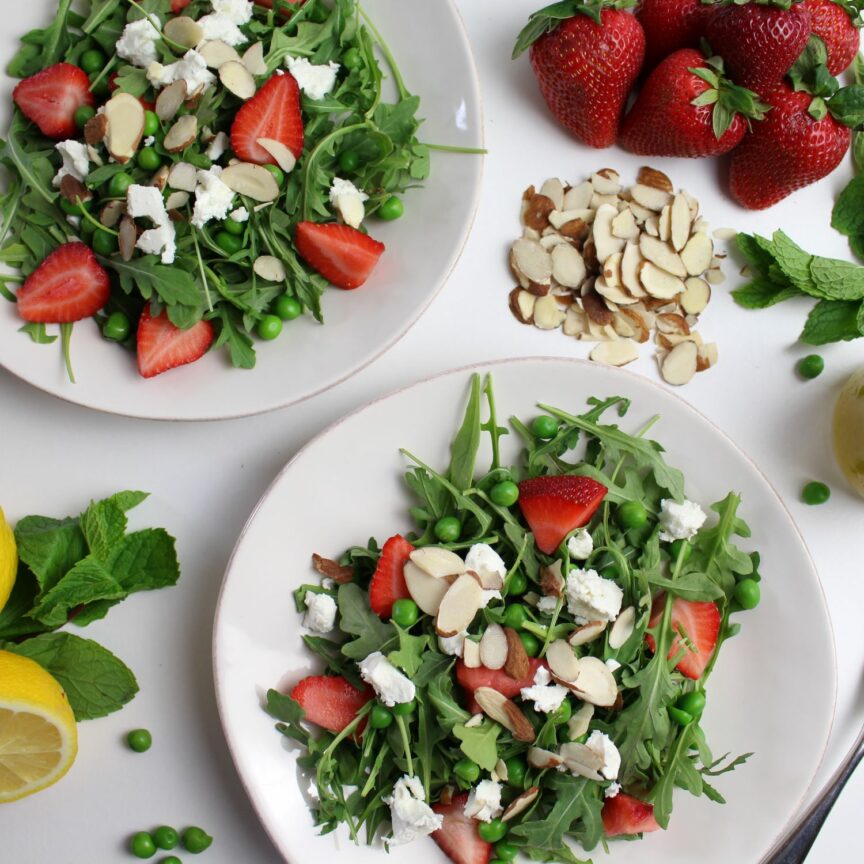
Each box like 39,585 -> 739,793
809,256 -> 864,300
770,231 -> 819,296
831,175 -> 864,239
106,528 -> 180,591
801,299 -> 864,344
107,490 -> 149,513
731,278 -> 800,309
735,233 -> 778,276
337,583 -> 396,660
0,568 -> 45,640
81,498 -> 127,560
5,632 -> 138,720
14,514 -> 86,593
452,721 -> 501,771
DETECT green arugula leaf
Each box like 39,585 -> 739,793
452,721 -> 501,771
18,322 -> 57,344
448,373 -> 482,493
265,688 -> 310,745
427,673 -> 470,731
387,626 -> 429,676
644,570 -> 725,602
337,583 -> 396,660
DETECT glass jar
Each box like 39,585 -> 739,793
833,368 -> 864,498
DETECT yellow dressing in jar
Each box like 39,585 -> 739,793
833,368 -> 864,498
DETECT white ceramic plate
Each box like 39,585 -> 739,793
0,0 -> 482,420
213,358 -> 837,864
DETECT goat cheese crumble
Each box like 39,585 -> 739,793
229,207 -> 249,223
463,780 -> 503,822
567,528 -> 594,561
438,632 -> 466,657
658,498 -> 707,542
329,177 -> 368,229
565,568 -> 623,624
520,666 -> 568,714
385,776 -> 442,844
285,55 -> 340,100
52,140 -> 90,187
358,652 -> 415,706
147,50 -> 215,94
191,167 -> 235,229
116,18 -> 161,68
303,592 -> 337,633
585,730 -> 621,781
126,185 -> 176,264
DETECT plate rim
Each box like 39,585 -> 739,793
212,355 -> 838,863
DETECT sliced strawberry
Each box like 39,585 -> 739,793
136,305 -> 215,379
13,63 -> 94,140
295,222 -> 385,290
16,242 -> 110,323
171,0 -> 193,11
290,675 -> 373,734
431,793 -> 492,864
230,73 -> 304,165
517,475 -> 607,555
645,594 -> 721,680
254,0 -> 303,9
602,793 -> 660,837
369,534 -> 414,619
456,658 -> 546,713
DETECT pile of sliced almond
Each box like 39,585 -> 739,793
509,166 -> 723,386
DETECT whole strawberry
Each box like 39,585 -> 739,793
804,0 -> 861,74
637,0 -> 712,70
514,1 -> 646,148
706,1 -> 812,94
620,49 -> 768,157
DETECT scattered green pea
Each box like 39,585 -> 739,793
369,704 -> 393,729
161,858 -> 182,864
478,819 -> 508,843
263,163 -> 285,187
143,110 -> 160,137
215,231 -> 244,256
153,826 -> 180,851
378,195 -> 404,221
734,578 -> 761,610
502,603 -> 529,630
518,631 -> 540,657
109,172 -> 134,199
127,729 -> 152,753
798,354 -> 824,380
80,49 -> 106,74
393,699 -> 416,716
494,842 -> 519,862
617,500 -> 648,530
342,47 -> 362,70
257,314 -> 283,341
550,698 -> 572,725
74,104 -> 96,129
490,480 -> 519,508
802,481 -> 830,505
453,758 -> 481,783
505,571 -> 527,596
222,217 -> 245,236
274,295 -> 302,321
531,415 -> 558,439
339,150 -> 360,173
137,147 -> 162,171
391,598 -> 419,629
504,756 -> 527,787
668,706 -> 693,727
103,312 -> 131,343
434,515 -> 462,543
131,831 -> 157,859
181,827 -> 212,855
676,691 -> 706,718
92,229 -> 118,257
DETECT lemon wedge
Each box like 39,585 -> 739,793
0,650 -> 78,803
0,507 -> 17,613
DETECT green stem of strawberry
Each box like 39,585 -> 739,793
359,7 -> 409,101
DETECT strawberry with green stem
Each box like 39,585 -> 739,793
513,0 -> 646,148
620,49 -> 769,157
804,0 -> 862,75
637,0 -> 713,71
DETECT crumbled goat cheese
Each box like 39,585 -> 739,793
438,632 -> 466,657
229,206 -> 249,223
586,730 -> 621,781
567,528 -> 594,561
144,136 -> 156,147
463,780 -> 503,823
565,568 -> 623,624
658,498 -> 707,542
191,167 -> 235,229
206,131 -> 230,162
329,177 -> 368,229
211,0 -> 254,23
465,544 -> 507,585
126,185 -> 175,264
358,652 -> 415,706
536,595 -> 559,614
606,659 -> 622,673
198,13 -> 248,47
386,776 -> 442,844
520,666 -> 568,714
116,18 -> 161,68
303,592 -> 337,633
307,778 -> 319,800
53,140 -> 90,187
285,55 -> 340,100
147,50 -> 215,94
604,782 -> 621,799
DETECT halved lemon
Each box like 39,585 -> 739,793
0,507 -> 17,613
0,650 -> 77,803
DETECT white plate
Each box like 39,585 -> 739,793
0,0 -> 483,420
213,358 -> 837,864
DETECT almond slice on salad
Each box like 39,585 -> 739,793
464,714 -> 483,729
559,741 -> 605,780
220,60 -> 257,100
681,277 -> 711,315
527,747 -> 564,770
479,624 -> 508,670
546,639 -> 580,683
502,787 -> 540,822
410,547 -> 466,579
680,232 -> 714,276
660,340 -> 698,386
590,339 -> 640,367
163,16 -> 203,49
242,41 -> 268,76
567,620 -> 607,647
404,560 -> 451,616
118,215 -> 137,262
566,702 -> 594,741
103,93 -> 145,163
436,572 -> 484,637
474,688 -> 535,742
83,112 -> 108,147
256,138 -> 298,175
637,166 -> 674,193
220,162 -> 280,202
540,561 -> 565,597
199,40 -> 241,69
150,165 -> 170,191
311,553 -> 353,584
253,255 -> 287,282
570,656 -> 618,707
495,759 -> 509,783
99,200 -> 125,228
155,80 -> 188,123
168,161 -> 198,193
470,568 -> 504,592
165,191 -> 190,211
608,606 -> 636,650
163,115 -> 198,153
539,177 -> 565,211
463,639 -> 482,669
670,193 -> 691,252
59,175 -> 92,206
504,627 -> 530,680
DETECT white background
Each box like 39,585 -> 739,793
2,0 -> 864,861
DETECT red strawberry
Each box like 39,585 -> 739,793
13,63 -> 94,140
16,242 -> 110,323
290,675 -> 373,734
456,658 -> 546,713
230,73 -> 304,165
728,81 -> 852,209
431,793 -> 492,864
804,0 -> 861,75
514,5 -> 646,148
171,0 -> 193,11
706,3 -> 811,95
295,222 -> 385,290
646,594 -> 721,679
637,0 -> 712,70
620,50 -> 767,158
517,475 -> 607,555
254,0 -> 303,9
602,793 -> 661,836
136,305 -> 215,379
368,534 -> 414,618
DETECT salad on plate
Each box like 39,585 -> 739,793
265,374 -> 763,862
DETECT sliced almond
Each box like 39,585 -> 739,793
603,251 -> 624,290
165,190 -> 190,210
435,572 -> 484,637
619,307 -> 650,343
590,339 -> 640,367
463,639 -> 482,668
680,277 -> 711,315
524,227 -> 542,242
163,16 -> 203,49
242,41 -> 268,76
550,243 -> 586,289
640,261 -> 685,299
522,193 -> 555,231
609,606 -> 636,650
509,287 -> 536,325
99,200 -> 126,228
502,787 -> 540,822
168,161 -> 198,193
163,114 -> 198,152
539,178 -> 565,211
592,203 -> 624,263
657,331 -> 703,349
480,623 -> 508,670
567,620 -> 607,647
539,561 -> 564,598
539,233 -> 570,251
591,168 -> 621,196
582,288 -> 615,325
410,547 -> 466,579
84,112 -> 108,147
528,747 -> 563,770
533,294 -> 566,330
504,627 -> 530,680
220,162 -> 280,202
118,214 -> 137,262
405,561 -> 451,616
571,656 -> 618,707
562,181 -> 592,210
680,232 -> 714,276
155,80 -> 188,123
655,313 -> 690,336
559,741 -> 604,780
253,255 -> 286,282
220,60 -> 257,100
611,311 -> 636,339
563,304 -> 588,337
631,183 -> 672,212
697,342 -> 719,371
474,688 -> 535,742
661,340 -> 698,386
637,166 -> 673,193
705,268 -> 727,285
511,238 -> 552,286
670,193 -> 691,252
640,234 -> 687,278
620,243 -> 647,298
312,553 -> 354,584
682,188 -> 700,220
644,216 -> 659,238
546,639 -> 580,683
59,175 -> 92,206
627,201 -> 654,224
495,759 -> 509,783
558,218 -> 589,244
658,205 -> 672,243
566,702 -> 594,741
199,40 -> 241,69
548,208 -> 594,231
611,207 -> 639,241
713,227 -> 737,241
103,93 -> 145,163
149,165 -> 169,192
591,192 -> 620,209
470,568 -> 504,592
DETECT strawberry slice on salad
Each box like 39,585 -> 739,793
13,62 -> 94,140
646,594 -> 721,680
456,658 -> 546,714
431,793 -> 493,864
517,475 -> 608,554
16,242 -> 110,323
171,0 -> 193,11
295,222 -> 386,290
369,534 -> 414,618
290,675 -> 373,734
230,73 -> 304,165
136,305 -> 215,379
601,793 -> 661,837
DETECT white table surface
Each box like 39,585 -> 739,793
2,1 -> 863,861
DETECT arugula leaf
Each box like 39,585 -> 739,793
18,322 -> 58,344
688,494 -> 753,597
644,570 -> 725,602
387,626 -> 429,676
427,673 -> 470,731
448,373 -> 482,492
452,721 -> 501,771
265,688 -> 310,745
337,583 -> 395,660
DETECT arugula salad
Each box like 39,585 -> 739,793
265,374 -> 763,862
1,0 -> 437,378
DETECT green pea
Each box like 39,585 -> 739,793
802,481 -> 830,505
798,354 -> 824,380
257,314 -> 283,341
215,231 -> 244,255
393,699 -> 415,716
103,312 -> 131,342
339,150 -> 360,173
109,172 -> 133,198
676,691 -> 706,718
734,578 -> 761,610
342,47 -> 362,70
263,163 -> 285,187
181,827 -> 212,854
490,481 -> 519,507
127,729 -> 152,753
531,415 -> 559,439
434,515 -> 462,543
505,571 -> 527,597
161,858 -> 182,864
137,147 -> 162,171
131,832 -> 157,859
74,104 -> 96,129
453,758 -> 481,783
518,631 -> 540,657
80,49 -> 106,75
494,842 -> 519,862
369,704 -> 393,729
391,598 -> 419,628
378,195 -> 404,221
617,500 -> 648,530
504,756 -> 527,787
153,826 -> 180,850
668,706 -> 694,727
92,229 -> 118,257
502,603 -> 529,630
143,110 -> 160,137
478,819 -> 508,843
669,539 -> 692,564
274,295 -> 302,321
60,197 -> 91,215
550,697 -> 572,725
222,217 -> 245,236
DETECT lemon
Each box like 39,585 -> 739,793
833,368 -> 864,499
0,507 -> 17,613
0,650 -> 78,803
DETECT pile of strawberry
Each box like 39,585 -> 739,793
515,0 -> 864,209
